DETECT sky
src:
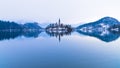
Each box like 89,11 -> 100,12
0,0 -> 120,24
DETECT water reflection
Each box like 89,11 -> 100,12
0,31 -> 22,41
45,29 -> 72,42
76,30 -> 120,42
23,30 -> 42,38
0,29 -> 120,42
0,30 -> 42,41
1,17 -> 120,42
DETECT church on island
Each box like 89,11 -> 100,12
45,19 -> 72,33
45,19 -> 73,42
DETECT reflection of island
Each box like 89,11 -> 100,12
45,19 -> 73,42
45,30 -> 72,42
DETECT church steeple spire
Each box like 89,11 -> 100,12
58,18 -> 60,25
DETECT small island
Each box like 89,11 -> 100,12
45,19 -> 73,41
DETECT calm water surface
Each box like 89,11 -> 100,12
0,32 -> 120,68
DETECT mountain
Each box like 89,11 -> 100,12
76,17 -> 120,30
23,22 -> 42,29
76,17 -> 120,38
0,20 -> 22,30
0,20 -> 43,31
76,17 -> 120,42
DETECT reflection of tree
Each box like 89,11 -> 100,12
0,31 -> 22,41
0,30 -> 42,41
23,30 -> 41,38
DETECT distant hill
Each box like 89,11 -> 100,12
0,20 -> 22,30
23,22 -> 42,29
76,17 -> 120,29
0,20 -> 42,31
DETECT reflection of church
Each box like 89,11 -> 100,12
45,19 -> 72,42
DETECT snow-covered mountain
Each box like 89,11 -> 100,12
76,17 -> 120,42
77,17 -> 119,31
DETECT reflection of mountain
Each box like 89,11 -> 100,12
0,30 -> 42,41
0,31 -> 22,41
77,30 -> 119,42
76,17 -> 120,42
23,30 -> 42,38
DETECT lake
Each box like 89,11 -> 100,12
0,30 -> 120,68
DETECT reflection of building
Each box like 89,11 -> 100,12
45,19 -> 72,42
46,29 -> 72,42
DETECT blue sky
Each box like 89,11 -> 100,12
0,0 -> 120,24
